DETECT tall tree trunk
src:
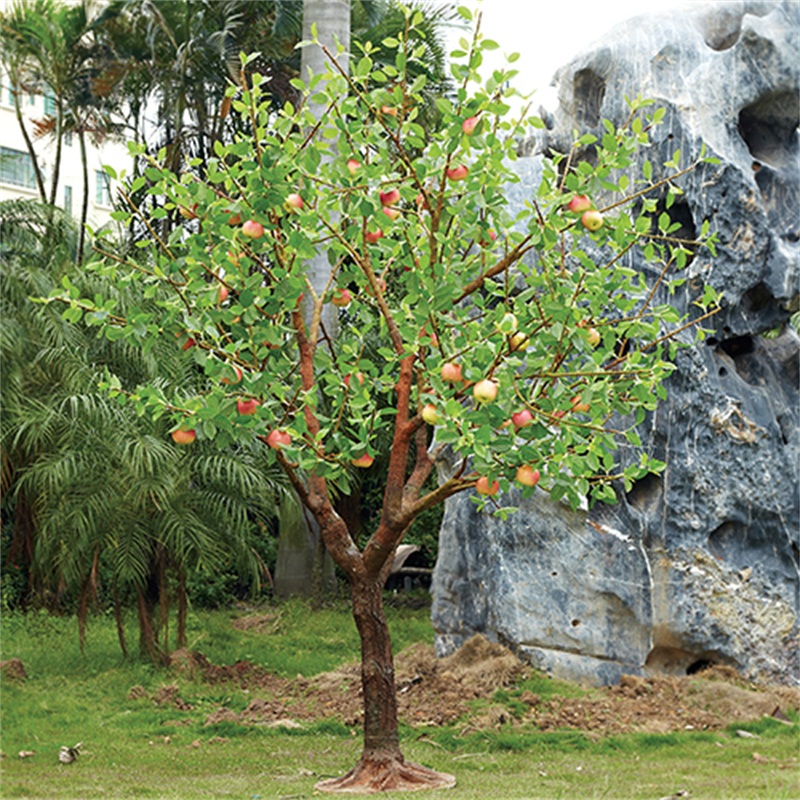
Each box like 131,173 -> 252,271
77,129 -> 89,264
315,570 -> 455,793
113,587 -> 128,658
274,0 -> 351,598
11,90 -> 47,202
48,105 -> 63,208
176,568 -> 187,649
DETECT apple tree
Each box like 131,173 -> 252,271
52,7 -> 719,792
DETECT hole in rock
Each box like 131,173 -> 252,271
738,90 -> 800,170
573,68 -> 606,130
705,336 -> 719,347
551,571 -> 558,577
645,645 -> 708,676
626,473 -> 663,516
718,335 -> 754,359
741,282 -> 775,315
645,194 -> 697,266
571,619 -> 581,628
718,367 -> 728,377
686,659 -> 714,675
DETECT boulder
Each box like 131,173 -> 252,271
431,0 -> 799,686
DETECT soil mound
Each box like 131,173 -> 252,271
172,635 -> 800,736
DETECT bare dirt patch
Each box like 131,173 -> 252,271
171,635 -> 799,736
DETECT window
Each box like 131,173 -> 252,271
95,170 -> 111,207
0,146 -> 37,189
44,92 -> 56,116
64,185 -> 72,216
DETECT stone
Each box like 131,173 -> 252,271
431,0 -> 799,686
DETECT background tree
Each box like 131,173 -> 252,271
50,7 -> 719,792
0,197 -> 282,658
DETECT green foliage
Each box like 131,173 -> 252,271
51,14 -> 718,529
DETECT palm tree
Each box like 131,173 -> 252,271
0,197 -> 285,660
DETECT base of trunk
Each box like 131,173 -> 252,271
315,755 -> 456,794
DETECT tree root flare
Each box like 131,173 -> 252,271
315,757 -> 456,794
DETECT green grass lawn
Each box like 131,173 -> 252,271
1,600 -> 797,799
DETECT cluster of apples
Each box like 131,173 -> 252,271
568,194 -> 603,232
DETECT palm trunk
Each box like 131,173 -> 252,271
77,130 -> 89,264
113,587 -> 128,658
176,568 -> 188,649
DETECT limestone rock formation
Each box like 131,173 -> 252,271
431,0 -> 799,686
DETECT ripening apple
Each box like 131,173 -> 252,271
266,429 -> 291,449
346,158 -> 360,176
226,211 -> 242,226
352,453 -> 374,468
480,229 -> 497,247
237,398 -> 259,415
344,372 -> 365,389
511,409 -> 534,429
516,465 -> 541,487
421,404 -> 439,425
221,365 -> 243,385
331,288 -> 352,308
473,378 -> 498,404
382,206 -> 401,221
571,395 -> 591,413
285,193 -> 304,212
446,164 -> 469,181
441,362 -> 463,383
462,116 -> 479,135
218,285 -> 229,303
379,188 -> 400,207
510,331 -> 530,351
581,209 -> 604,231
171,428 -> 196,445
415,192 -> 427,210
381,105 -> 398,117
475,476 -> 500,496
497,312 -> 518,335
587,327 -> 601,347
365,229 -> 383,244
365,278 -> 387,297
568,194 -> 591,213
241,219 -> 264,239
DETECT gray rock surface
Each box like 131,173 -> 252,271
431,0 -> 799,686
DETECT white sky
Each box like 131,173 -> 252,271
439,0 -> 694,110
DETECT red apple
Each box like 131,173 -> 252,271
441,362 -> 463,383
480,229 -> 497,247
516,465 -> 540,487
346,158 -> 360,176
421,404 -> 439,425
446,164 -> 468,182
473,378 -> 498,404
171,428 -> 196,445
476,476 -> 500,496
226,211 -> 242,226
581,209 -> 604,231
365,229 -> 383,244
365,278 -> 386,297
568,194 -> 591,213
218,285 -> 229,303
382,206 -> 401,221
379,188 -> 400,206
266,429 -> 291,449
511,409 -> 534,429
237,398 -> 259,415
587,327 -> 601,347
221,365 -> 243,385
462,116 -> 479,135
285,193 -> 304,211
241,219 -> 264,239
351,453 -> 374,468
381,105 -> 398,117
331,288 -> 352,308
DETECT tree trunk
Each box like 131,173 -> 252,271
11,90 -> 47,202
176,568 -> 188,649
113,587 -> 128,658
77,129 -> 89,264
315,573 -> 455,793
